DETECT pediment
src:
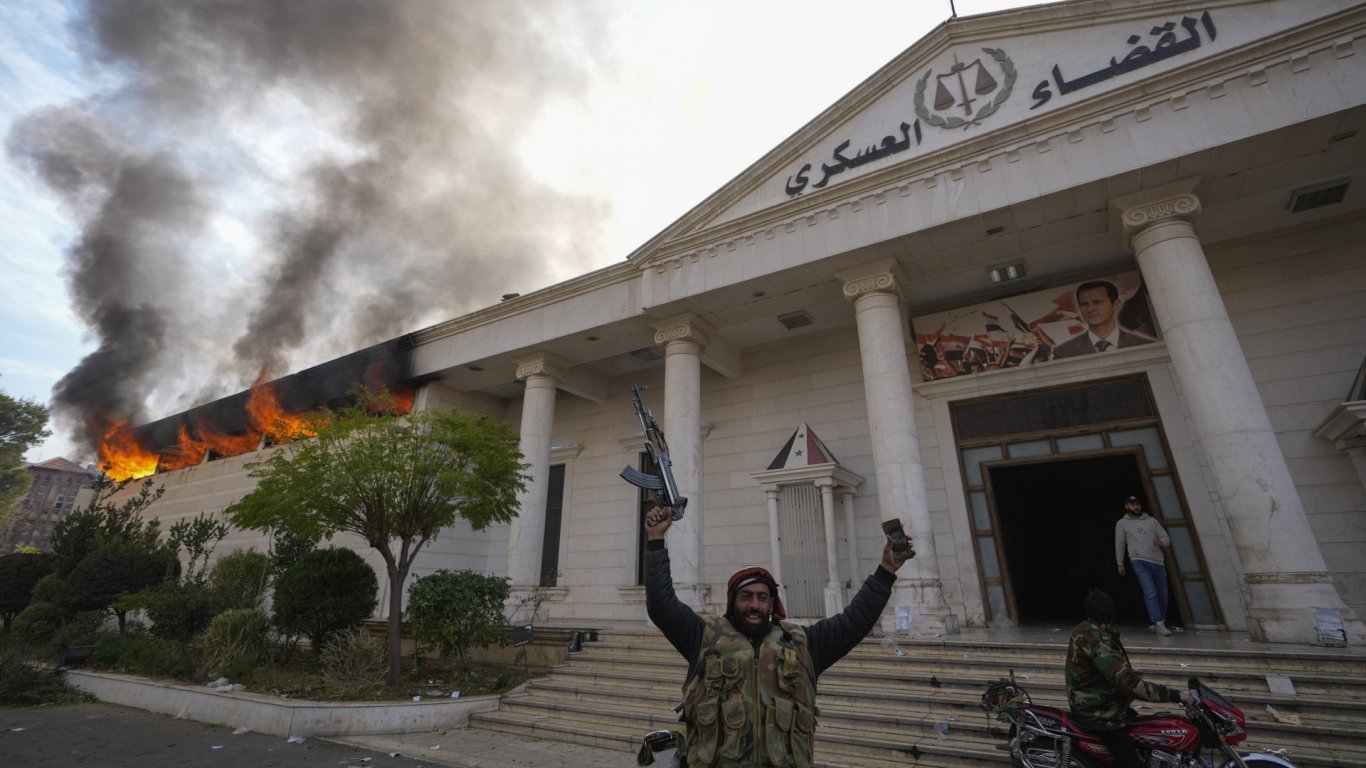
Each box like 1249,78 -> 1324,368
629,0 -> 1355,268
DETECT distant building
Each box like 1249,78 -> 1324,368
2,458 -> 97,552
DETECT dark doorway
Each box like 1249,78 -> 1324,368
989,455 -> 1174,629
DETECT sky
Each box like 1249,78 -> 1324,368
0,0 -> 1039,465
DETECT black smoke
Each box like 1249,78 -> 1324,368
7,0 -> 614,457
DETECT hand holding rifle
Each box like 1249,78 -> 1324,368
620,385 -> 688,520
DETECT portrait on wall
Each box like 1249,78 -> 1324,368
911,270 -> 1159,381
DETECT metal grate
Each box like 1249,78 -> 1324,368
1289,180 -> 1349,213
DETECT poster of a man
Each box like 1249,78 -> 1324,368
912,271 -> 1158,381
1052,279 -> 1157,358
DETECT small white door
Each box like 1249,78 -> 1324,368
777,484 -> 827,618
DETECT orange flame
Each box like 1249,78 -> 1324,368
96,380 -> 416,481
98,420 -> 161,481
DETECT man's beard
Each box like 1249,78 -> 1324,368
731,612 -> 771,639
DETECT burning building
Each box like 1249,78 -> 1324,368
97,0 -> 1366,646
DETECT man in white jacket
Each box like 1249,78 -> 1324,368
1114,495 -> 1176,635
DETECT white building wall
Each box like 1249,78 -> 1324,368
1211,215 -> 1366,616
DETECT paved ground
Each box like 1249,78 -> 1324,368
0,702 -> 631,768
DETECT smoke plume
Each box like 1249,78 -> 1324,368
7,0 -> 614,457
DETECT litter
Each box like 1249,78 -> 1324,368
412,695 -> 421,702
450,690 -> 461,698
287,735 -> 306,744
9,728 -> 24,732
232,727 -> 250,735
430,745 -> 441,750
211,745 -> 224,750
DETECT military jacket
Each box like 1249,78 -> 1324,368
1066,618 -> 1178,730
681,616 -> 818,768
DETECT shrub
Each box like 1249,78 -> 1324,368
0,651 -> 92,707
406,569 -> 510,660
147,581 -> 214,641
320,626 -> 385,697
199,608 -> 270,680
62,540 -> 179,635
272,548 -> 377,655
115,635 -> 198,680
11,603 -> 65,651
208,550 -> 271,612
30,573 -> 65,607
0,552 -> 57,630
53,611 -> 106,651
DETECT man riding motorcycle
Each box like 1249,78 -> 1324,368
1067,588 -> 1195,768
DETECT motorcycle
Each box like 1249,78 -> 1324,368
980,676 -> 1298,768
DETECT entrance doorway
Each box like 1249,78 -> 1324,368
989,455 -> 1172,628
951,375 -> 1222,629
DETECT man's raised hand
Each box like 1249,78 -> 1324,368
646,506 -> 673,541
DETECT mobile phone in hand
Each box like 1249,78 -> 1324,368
881,518 -> 915,562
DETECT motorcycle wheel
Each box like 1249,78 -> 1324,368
1238,754 -> 1298,768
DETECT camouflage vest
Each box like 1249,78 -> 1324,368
681,616 -> 818,768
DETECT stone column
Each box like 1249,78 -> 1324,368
1117,179 -> 1362,644
841,489 -> 859,601
840,263 -> 957,634
506,353 -> 563,592
765,488 -> 784,588
654,317 -> 708,610
817,479 -> 844,614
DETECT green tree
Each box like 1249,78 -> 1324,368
167,512 -> 230,585
0,382 -> 50,529
50,475 -> 164,577
0,551 -> 56,630
272,547 -> 377,655
226,395 -> 527,684
406,569 -> 511,661
208,549 -> 271,612
62,539 -> 179,635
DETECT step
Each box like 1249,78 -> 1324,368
481,628 -> 1366,768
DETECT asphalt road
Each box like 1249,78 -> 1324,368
0,702 -> 444,768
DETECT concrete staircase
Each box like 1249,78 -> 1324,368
470,627 -> 1366,767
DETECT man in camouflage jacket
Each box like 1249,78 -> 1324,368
1066,589 -> 1193,768
643,505 -> 905,767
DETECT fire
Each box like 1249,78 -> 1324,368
98,420 -> 161,481
95,380 -> 417,481
246,382 -> 316,442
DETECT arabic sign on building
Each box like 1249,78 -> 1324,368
783,9 -> 1220,197
911,270 -> 1159,381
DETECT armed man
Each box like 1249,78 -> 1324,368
643,505 -> 907,768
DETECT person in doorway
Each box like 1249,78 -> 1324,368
643,505 -> 906,768
1053,280 -> 1154,358
1115,494 -> 1177,635
1067,588 -> 1195,768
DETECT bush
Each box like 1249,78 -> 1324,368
406,569 -> 510,660
272,548 -> 377,655
320,626 -> 385,697
0,552 -> 57,630
30,573 -> 65,606
62,540 -> 179,634
0,651 -> 92,707
199,608 -> 271,680
147,581 -> 214,641
115,634 -> 198,680
208,550 -> 271,612
11,602 -> 64,651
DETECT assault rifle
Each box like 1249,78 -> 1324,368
619,385 -> 688,520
